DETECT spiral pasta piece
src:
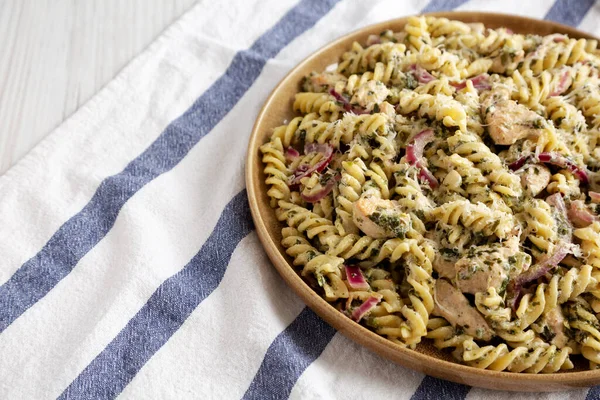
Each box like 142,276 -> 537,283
281,227 -> 348,301
426,317 -> 473,351
510,68 -> 570,109
546,170 -> 582,200
564,300 -> 600,366
519,38 -> 593,74
475,288 -> 511,325
361,268 -> 407,343
543,95 -> 587,133
272,116 -> 303,148
424,16 -> 471,38
404,16 -> 432,51
337,41 -> 407,76
448,132 -> 522,198
429,199 -> 515,240
575,222 -> 600,269
414,77 -> 455,96
260,137 -> 290,207
521,199 -> 557,259
293,92 -> 342,121
397,89 -> 467,132
459,339 -> 573,373
544,265 -> 596,312
391,163 -> 435,219
570,85 -> 600,128
335,159 -> 367,236
276,201 -> 338,247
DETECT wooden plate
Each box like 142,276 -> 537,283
245,12 -> 600,392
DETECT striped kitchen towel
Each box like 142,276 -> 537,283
2,0 -> 600,398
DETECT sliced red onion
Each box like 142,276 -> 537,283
406,129 -> 439,188
568,200 -> 596,228
366,34 -> 381,46
471,74 -> 492,91
505,28 -> 514,34
304,142 -> 330,155
344,265 -> 370,290
418,166 -> 439,188
285,147 -> 300,161
289,144 -> 334,185
546,193 -> 567,217
590,192 -> 600,203
329,88 -> 348,105
328,89 -> 370,115
537,152 -> 589,185
517,245 -> 569,287
406,129 -> 434,164
546,193 -> 572,241
509,243 -> 570,309
450,74 -> 491,92
409,64 -> 436,84
351,296 -> 381,322
549,70 -> 572,97
300,173 -> 340,203
509,153 -> 588,184
291,164 -> 309,177
508,284 -> 535,310
450,81 -> 467,90
551,34 -> 568,43
508,155 -> 531,171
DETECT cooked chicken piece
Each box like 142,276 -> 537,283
550,70 -> 573,97
502,237 -> 532,278
482,85 -> 511,103
539,308 -> 569,348
567,199 -> 597,228
454,237 -> 530,294
352,197 -> 411,239
517,164 -> 551,196
490,50 -> 524,74
379,101 -> 396,118
442,169 -> 463,192
433,252 -> 457,279
434,279 -> 494,341
467,23 -> 485,34
303,71 -> 346,92
455,251 -> 508,295
481,89 -> 544,145
351,80 -> 390,112
392,31 -> 407,43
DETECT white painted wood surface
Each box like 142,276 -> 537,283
0,0 -> 197,174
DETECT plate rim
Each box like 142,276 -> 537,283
245,11 -> 600,391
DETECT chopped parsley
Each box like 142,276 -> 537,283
368,210 -> 409,238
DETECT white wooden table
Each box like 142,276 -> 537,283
0,0 -> 197,174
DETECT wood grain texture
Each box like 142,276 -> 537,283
246,12 -> 600,391
0,0 -> 197,174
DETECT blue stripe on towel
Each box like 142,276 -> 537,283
58,190 -> 253,399
0,0 -> 340,334
421,0 -> 470,13
241,307 -> 336,400
411,375 -> 471,400
544,0 -> 596,26
587,385 -> 600,399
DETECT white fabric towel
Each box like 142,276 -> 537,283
2,0 -> 600,399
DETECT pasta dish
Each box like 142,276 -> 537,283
260,16 -> 600,373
